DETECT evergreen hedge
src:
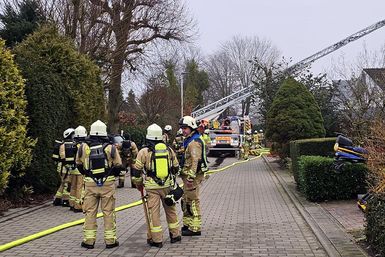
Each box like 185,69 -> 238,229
0,39 -> 35,195
298,156 -> 367,201
266,77 -> 325,158
13,25 -> 105,193
290,137 -> 336,187
366,195 -> 385,256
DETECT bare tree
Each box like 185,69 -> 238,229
47,0 -> 195,132
329,44 -> 385,141
204,51 -> 238,116
204,35 -> 280,116
333,74 -> 385,142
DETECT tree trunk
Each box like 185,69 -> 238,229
108,51 -> 125,133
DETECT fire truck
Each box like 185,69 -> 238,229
208,116 -> 251,157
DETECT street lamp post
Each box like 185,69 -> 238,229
180,72 -> 187,118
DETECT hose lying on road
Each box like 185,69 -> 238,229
0,149 -> 270,252
0,200 -> 142,252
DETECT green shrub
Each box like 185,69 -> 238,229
298,156 -> 367,201
14,25 -> 105,193
266,77 -> 325,158
366,195 -> 385,256
0,39 -> 35,195
290,137 -> 336,186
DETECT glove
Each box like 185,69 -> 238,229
171,166 -> 179,175
77,164 -> 86,175
111,166 -> 123,176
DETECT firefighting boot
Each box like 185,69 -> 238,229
81,242 -> 94,249
147,239 -> 163,248
182,229 -> 201,236
53,198 -> 62,206
170,233 -> 181,243
106,241 -> 119,249
62,200 -> 70,207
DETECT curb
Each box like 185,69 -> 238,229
0,200 -> 52,223
263,156 -> 369,257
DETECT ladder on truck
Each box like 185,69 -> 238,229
191,19 -> 385,121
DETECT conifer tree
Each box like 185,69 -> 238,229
0,39 -> 35,194
266,77 -> 325,157
0,0 -> 45,47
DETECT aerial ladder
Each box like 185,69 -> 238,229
192,19 -> 385,120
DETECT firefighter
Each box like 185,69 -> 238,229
116,134 -> 138,188
179,116 -> 207,236
242,130 -> 253,160
163,125 -> 172,145
76,120 -> 122,249
69,126 -> 87,212
53,128 -> 75,207
197,120 -> 210,161
172,129 -> 184,164
202,129 -> 211,159
132,124 -> 181,248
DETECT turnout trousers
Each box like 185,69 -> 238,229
55,163 -> 71,201
69,173 -> 83,210
146,188 -> 180,243
181,182 -> 201,232
83,180 -> 117,245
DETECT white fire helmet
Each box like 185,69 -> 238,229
90,120 -> 107,137
63,128 -> 75,139
179,116 -> 197,129
146,123 -> 163,140
164,125 -> 172,132
74,125 -> 87,138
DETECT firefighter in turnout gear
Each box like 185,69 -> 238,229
53,128 -> 75,207
76,120 -> 122,249
179,116 -> 208,236
132,124 -> 181,248
114,133 -> 138,188
241,130 -> 253,160
69,126 -> 87,212
163,125 -> 172,145
172,129 -> 184,164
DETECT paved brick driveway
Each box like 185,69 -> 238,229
0,157 -> 327,257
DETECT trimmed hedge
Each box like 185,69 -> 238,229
298,156 -> 367,202
290,137 -> 336,188
366,195 -> 385,256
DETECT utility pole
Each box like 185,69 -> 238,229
180,72 -> 187,118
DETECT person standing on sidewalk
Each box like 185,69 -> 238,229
163,125 -> 172,145
172,129 -> 185,164
179,116 -> 206,236
132,123 -> 181,248
76,120 -> 122,249
68,125 -> 87,212
116,133 -> 138,188
53,128 -> 75,207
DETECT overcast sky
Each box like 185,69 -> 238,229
185,0 -> 385,77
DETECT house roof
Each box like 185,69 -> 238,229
363,68 -> 385,90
